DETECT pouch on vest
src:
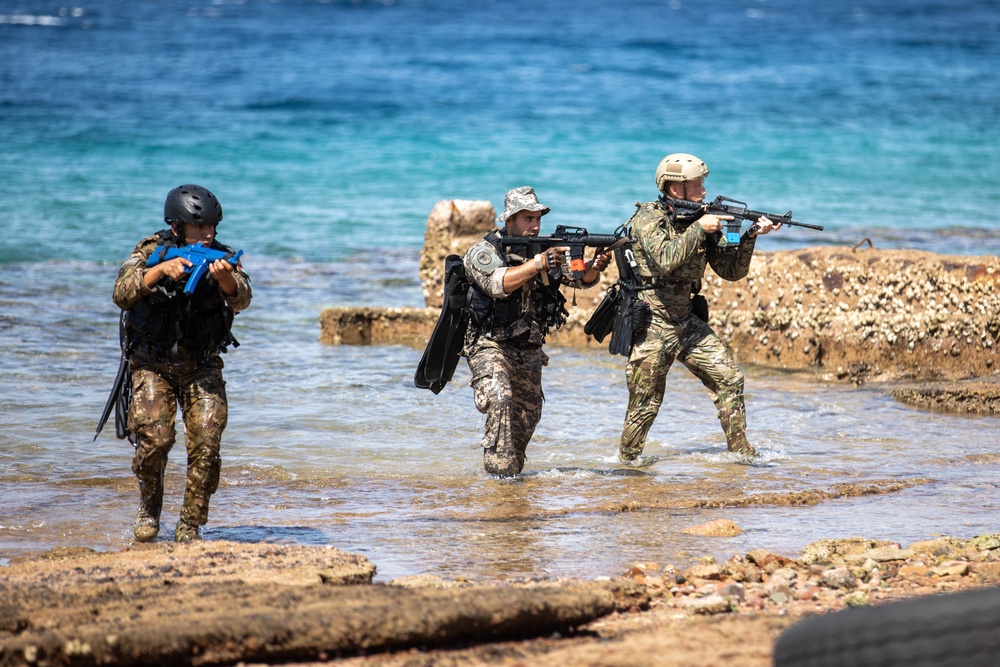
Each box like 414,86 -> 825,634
631,299 -> 652,336
692,294 -> 709,323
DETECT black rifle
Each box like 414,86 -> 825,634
499,225 -> 627,280
668,195 -> 824,251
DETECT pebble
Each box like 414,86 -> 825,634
625,532 -> 1000,617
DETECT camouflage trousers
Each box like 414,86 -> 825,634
466,338 -> 548,477
128,359 -> 228,527
619,312 -> 750,459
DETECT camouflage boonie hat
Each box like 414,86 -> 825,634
498,186 -> 551,223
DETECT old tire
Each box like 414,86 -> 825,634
773,586 -> 1000,667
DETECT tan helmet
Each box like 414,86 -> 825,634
655,153 -> 709,192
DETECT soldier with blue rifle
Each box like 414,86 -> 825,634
113,184 -> 251,543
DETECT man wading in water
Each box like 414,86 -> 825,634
462,186 -> 611,476
616,154 -> 781,461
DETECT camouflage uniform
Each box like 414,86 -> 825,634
619,198 -> 757,459
463,187 -> 598,476
114,233 -> 251,539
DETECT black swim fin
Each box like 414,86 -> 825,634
584,283 -> 619,343
94,311 -> 135,442
414,255 -> 470,394
94,353 -> 128,441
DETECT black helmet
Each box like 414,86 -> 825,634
164,184 -> 223,226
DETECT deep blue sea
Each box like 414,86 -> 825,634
1,0 -> 998,580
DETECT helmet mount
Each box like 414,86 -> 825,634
655,153 -> 709,193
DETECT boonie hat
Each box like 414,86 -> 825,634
498,186 -> 551,223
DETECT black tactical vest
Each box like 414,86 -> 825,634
126,229 -> 238,361
466,230 -> 567,340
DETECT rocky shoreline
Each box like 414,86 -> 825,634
4,201 -> 998,666
320,200 -> 1000,416
2,532 -> 998,666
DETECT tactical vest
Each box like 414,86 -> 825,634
126,229 -> 238,361
628,198 -> 710,287
466,230 -> 567,341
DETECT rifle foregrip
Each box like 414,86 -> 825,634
580,234 -> 619,247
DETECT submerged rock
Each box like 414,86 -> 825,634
681,518 -> 744,537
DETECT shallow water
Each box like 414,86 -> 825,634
2,256 -> 997,581
2,0 -> 999,579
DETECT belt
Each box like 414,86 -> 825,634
648,278 -> 693,295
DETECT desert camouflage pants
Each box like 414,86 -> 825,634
619,313 -> 749,459
466,339 -> 547,477
128,359 -> 227,527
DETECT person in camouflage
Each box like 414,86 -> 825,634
113,185 -> 251,543
618,154 -> 781,461
464,186 -> 611,477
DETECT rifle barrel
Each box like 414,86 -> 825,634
740,208 -> 824,231
670,198 -> 824,231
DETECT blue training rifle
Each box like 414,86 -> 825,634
145,244 -> 244,294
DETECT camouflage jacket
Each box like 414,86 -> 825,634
628,198 -> 756,323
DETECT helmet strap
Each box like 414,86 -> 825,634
168,223 -> 184,245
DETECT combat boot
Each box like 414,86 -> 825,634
132,452 -> 165,542
726,432 -> 757,457
175,519 -> 202,543
133,480 -> 163,543
133,509 -> 159,543
718,404 -> 756,457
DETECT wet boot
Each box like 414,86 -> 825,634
484,444 -> 521,477
726,432 -> 757,457
618,442 -> 644,464
133,473 -> 163,543
134,510 -> 159,543
719,407 -> 756,457
175,519 -> 202,543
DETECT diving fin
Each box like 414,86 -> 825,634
94,353 -> 128,441
414,255 -> 470,394
94,311 -> 135,443
608,244 -> 641,357
584,283 -> 619,343
608,287 -> 636,357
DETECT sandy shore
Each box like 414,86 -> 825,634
3,531 -> 999,666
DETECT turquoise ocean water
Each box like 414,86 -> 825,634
1,0 -> 998,579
